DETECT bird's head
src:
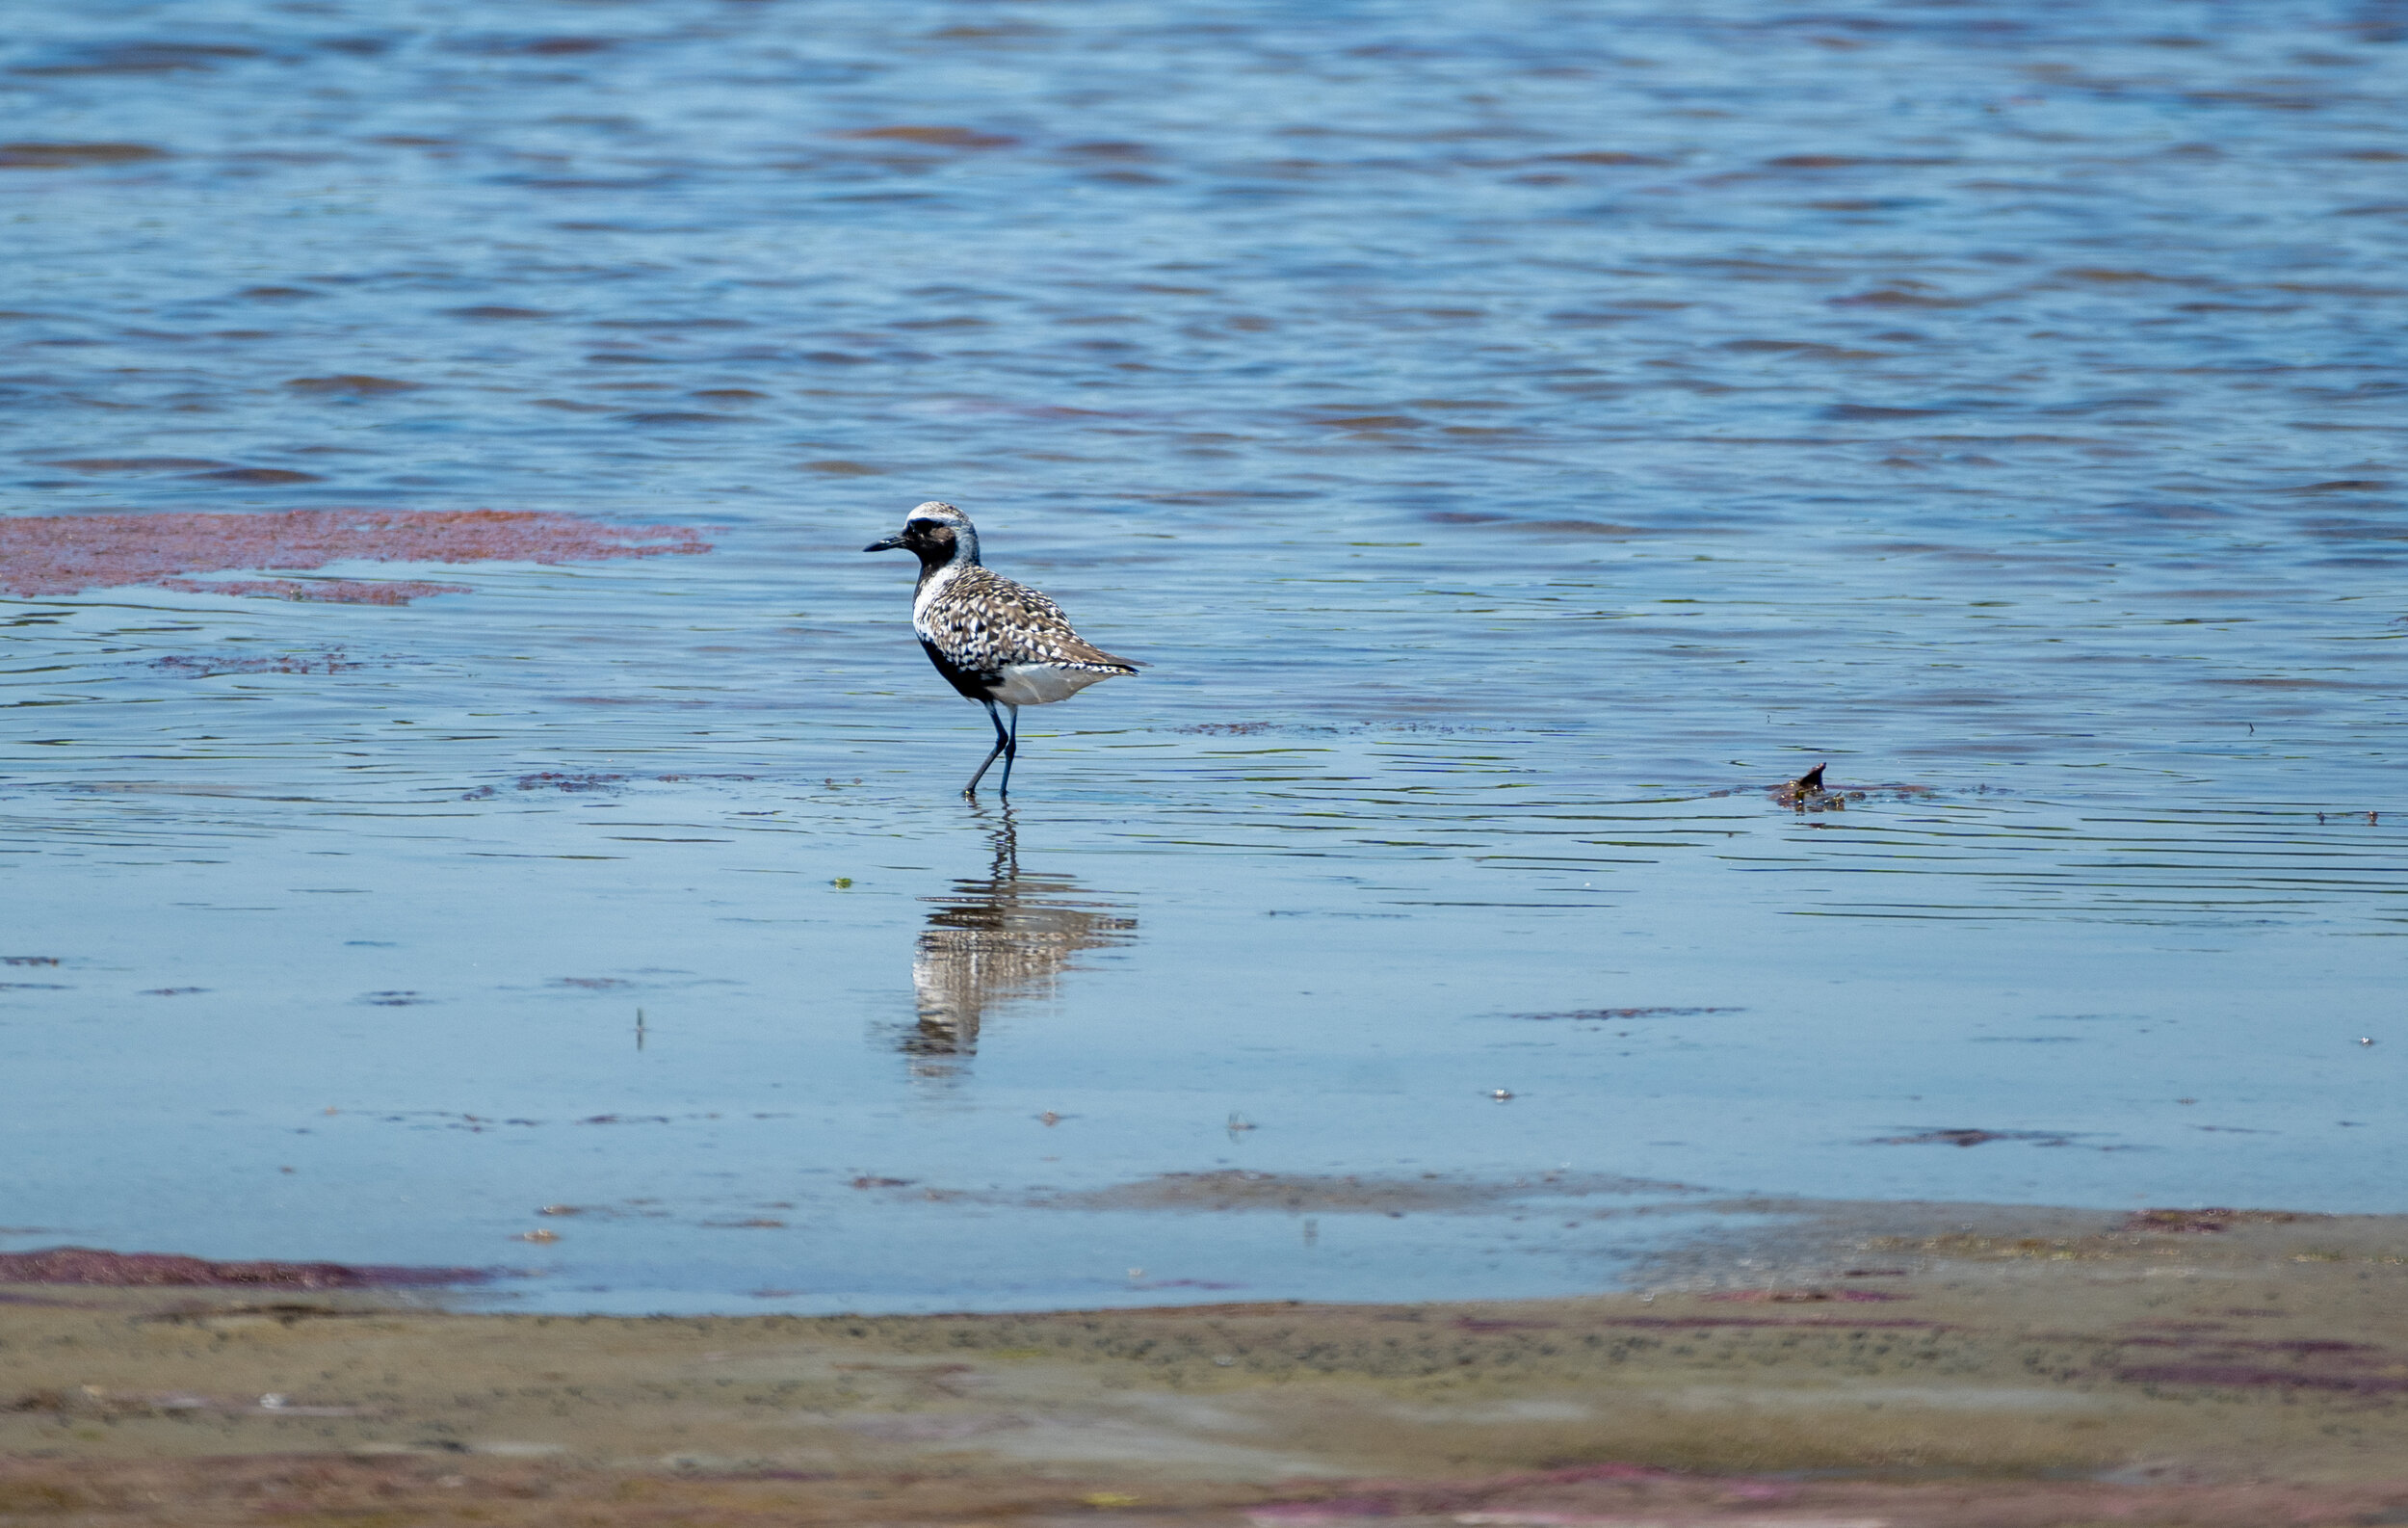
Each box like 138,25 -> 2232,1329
864,501 -> 981,566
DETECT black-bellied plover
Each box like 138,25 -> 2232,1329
864,501 -> 1140,797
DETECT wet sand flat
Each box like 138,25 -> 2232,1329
6,1201 -> 2406,1525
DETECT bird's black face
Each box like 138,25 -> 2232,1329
863,518 -> 957,561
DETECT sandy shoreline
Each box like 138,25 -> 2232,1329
4,1199 -> 2405,1524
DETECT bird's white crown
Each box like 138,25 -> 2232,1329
906,501 -> 974,531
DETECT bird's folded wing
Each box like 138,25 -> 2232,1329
924,570 -> 1139,673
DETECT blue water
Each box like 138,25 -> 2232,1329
2,0 -> 2404,1312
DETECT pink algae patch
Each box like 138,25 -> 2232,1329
0,1246 -> 487,1289
0,508 -> 709,604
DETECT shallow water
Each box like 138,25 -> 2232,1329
2,0 -> 2404,1312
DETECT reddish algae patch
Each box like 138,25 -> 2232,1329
0,508 -> 709,604
0,1247 -> 488,1289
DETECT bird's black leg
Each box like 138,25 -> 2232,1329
997,704 -> 1020,797
963,699 -> 1010,797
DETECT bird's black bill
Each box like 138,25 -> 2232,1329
863,533 -> 907,552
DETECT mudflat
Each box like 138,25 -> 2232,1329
4,1199 -> 2405,1525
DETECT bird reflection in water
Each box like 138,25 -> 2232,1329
898,812 -> 1137,1077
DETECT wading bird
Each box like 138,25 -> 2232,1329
864,502 -> 1140,797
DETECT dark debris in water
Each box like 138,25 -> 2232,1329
1773,762 -> 1862,812
461,771 -> 752,799
1702,768 -> 1953,811
1172,721 -> 1485,735
512,771 -> 627,793
357,1110 -> 766,1133
1022,1169 -> 1693,1215
152,650 -> 361,677
1871,1128 -> 2081,1148
0,1246 -> 487,1289
179,468 -> 324,486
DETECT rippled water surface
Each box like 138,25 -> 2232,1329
3,0 -> 2405,1312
